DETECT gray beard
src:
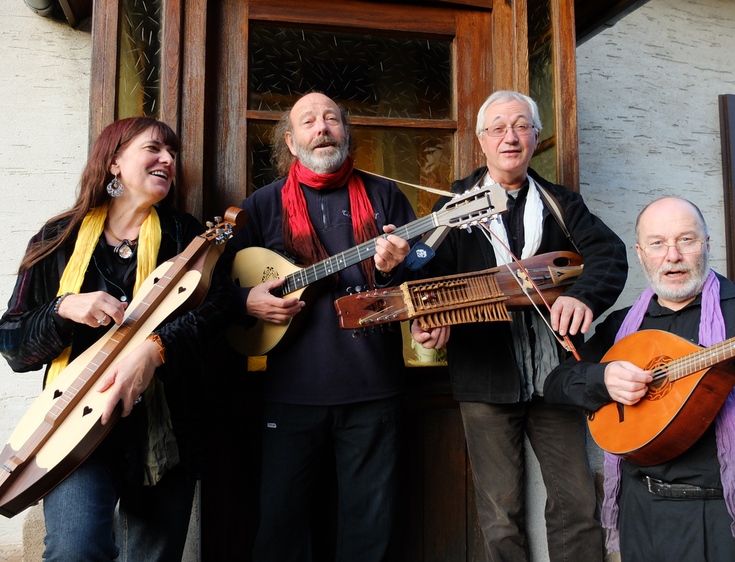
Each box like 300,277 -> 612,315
645,251 -> 710,304
295,142 -> 349,174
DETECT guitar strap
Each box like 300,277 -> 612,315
363,167 -> 580,269
536,184 -> 580,253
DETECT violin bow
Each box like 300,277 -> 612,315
478,221 -> 581,361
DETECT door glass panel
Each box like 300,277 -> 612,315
249,25 -> 452,119
117,0 -> 163,118
528,0 -> 557,180
530,41 -> 555,144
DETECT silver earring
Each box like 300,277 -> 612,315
106,176 -> 124,198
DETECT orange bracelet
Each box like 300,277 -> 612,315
147,334 -> 166,365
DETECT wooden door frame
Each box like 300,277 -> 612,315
89,0 -> 578,218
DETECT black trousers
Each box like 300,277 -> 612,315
619,472 -> 735,561
253,397 -> 402,562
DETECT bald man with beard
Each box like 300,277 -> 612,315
223,92 -> 416,562
544,197 -> 735,561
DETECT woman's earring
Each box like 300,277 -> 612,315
106,176 -> 124,198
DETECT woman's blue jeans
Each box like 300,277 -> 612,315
42,453 -> 195,561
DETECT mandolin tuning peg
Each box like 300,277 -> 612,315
214,216 -> 223,223
346,286 -> 354,294
352,330 -> 360,339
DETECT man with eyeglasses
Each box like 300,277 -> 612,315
412,90 -> 627,561
544,196 -> 735,561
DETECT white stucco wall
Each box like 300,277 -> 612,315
578,0 -> 735,305
0,1 -> 91,557
571,0 -> 735,559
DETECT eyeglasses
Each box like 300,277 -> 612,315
482,123 -> 536,138
640,238 -> 705,258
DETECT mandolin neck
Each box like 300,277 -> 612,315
665,337 -> 735,382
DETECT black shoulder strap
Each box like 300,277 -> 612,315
535,183 -> 580,253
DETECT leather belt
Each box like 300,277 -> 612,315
639,475 -> 723,500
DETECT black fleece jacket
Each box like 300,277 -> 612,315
222,172 -> 416,405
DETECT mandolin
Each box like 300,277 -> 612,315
587,329 -> 735,466
227,185 -> 501,356
0,208 -> 244,518
333,251 -> 583,330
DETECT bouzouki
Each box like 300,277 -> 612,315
587,329 -> 735,466
0,207 -> 244,518
333,251 -> 583,330
227,185 -> 499,356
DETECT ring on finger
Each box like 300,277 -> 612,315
97,316 -> 106,325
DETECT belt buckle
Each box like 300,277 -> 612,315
644,475 -> 655,493
643,475 -> 664,495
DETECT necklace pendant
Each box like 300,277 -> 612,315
114,239 -> 136,260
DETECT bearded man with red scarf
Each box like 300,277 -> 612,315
224,93 -> 416,562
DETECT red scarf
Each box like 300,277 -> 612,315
282,157 -> 380,287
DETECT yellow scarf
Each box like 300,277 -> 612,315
46,203 -> 161,383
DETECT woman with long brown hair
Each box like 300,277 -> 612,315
0,117 -> 230,560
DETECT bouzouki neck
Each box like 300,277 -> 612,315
274,185 -> 498,297
274,215 -> 442,297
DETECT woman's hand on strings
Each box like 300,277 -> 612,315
97,338 -> 163,424
550,296 -> 593,336
55,291 -> 127,328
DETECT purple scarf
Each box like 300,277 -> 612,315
602,270 -> 735,552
